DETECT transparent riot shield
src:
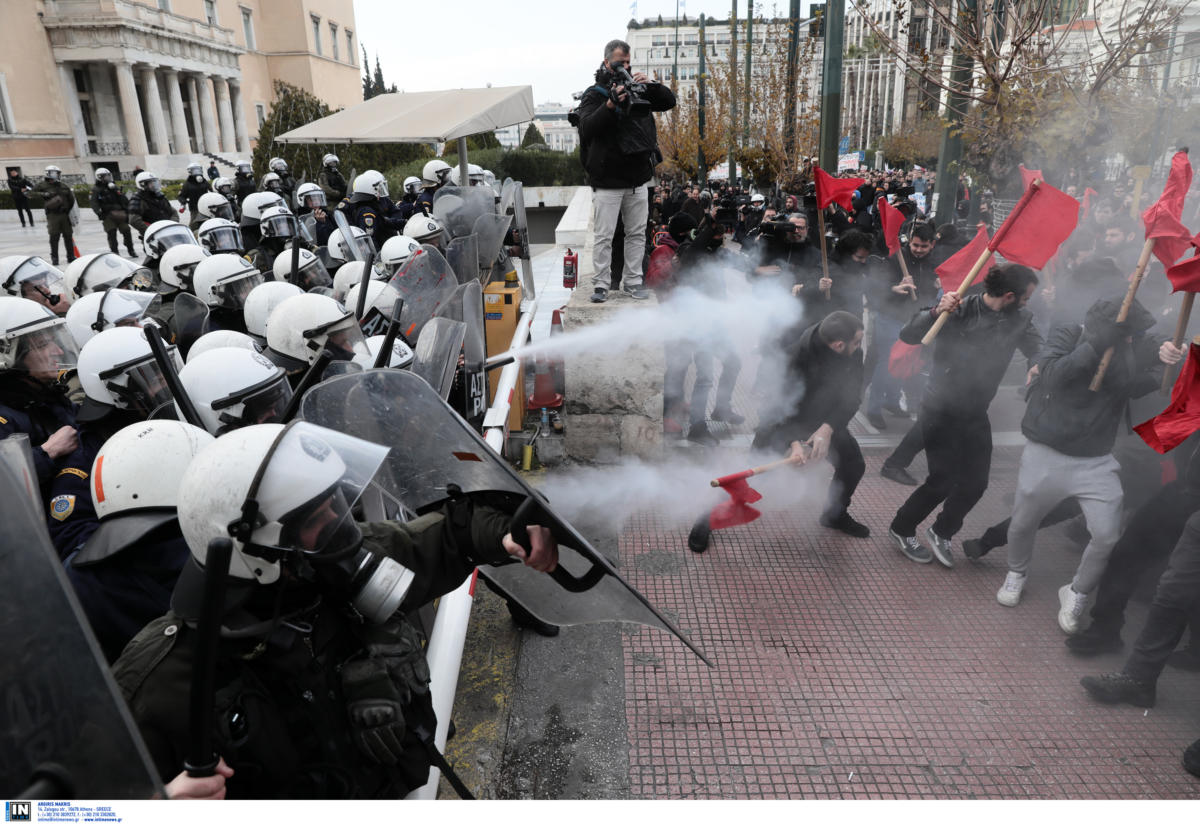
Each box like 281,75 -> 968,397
431,186 -> 495,240
386,246 -> 459,345
0,435 -> 41,520
473,213 -> 513,273
297,370 -> 711,665
435,282 -> 487,425
444,234 -> 480,285
499,178 -> 516,214
410,316 -> 465,400
0,449 -> 164,798
510,182 -> 536,300
172,292 -> 212,360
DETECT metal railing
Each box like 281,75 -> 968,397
89,140 -> 131,156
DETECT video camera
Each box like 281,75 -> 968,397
597,60 -> 651,117
757,218 -> 803,240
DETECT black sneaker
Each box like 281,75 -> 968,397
820,511 -> 871,538
687,512 -> 712,553
623,286 -> 650,300
866,411 -> 887,430
1080,672 -> 1156,707
590,288 -> 607,303
880,463 -> 918,486
710,407 -> 745,425
1184,738 -> 1200,778
889,528 -> 933,564
962,538 -> 992,560
1066,629 -> 1124,657
686,422 -> 719,447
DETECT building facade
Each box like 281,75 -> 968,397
495,101 -> 580,153
0,0 -> 361,181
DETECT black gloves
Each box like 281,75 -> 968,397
341,623 -> 431,765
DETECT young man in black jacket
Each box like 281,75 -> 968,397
753,310 -> 870,537
888,265 -> 1042,567
576,39 -> 676,303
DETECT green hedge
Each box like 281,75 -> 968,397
382,147 -> 585,191
0,181 -> 185,211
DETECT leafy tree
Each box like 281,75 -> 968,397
520,123 -> 545,148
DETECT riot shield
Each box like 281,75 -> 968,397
435,282 -> 487,424
510,183 -> 536,300
410,316 -> 465,400
499,178 -> 516,213
473,213 -> 513,272
431,186 -> 494,240
445,234 -> 480,285
0,448 -> 164,798
297,370 -> 711,665
0,435 -> 42,520
386,246 -> 459,345
172,292 -> 212,360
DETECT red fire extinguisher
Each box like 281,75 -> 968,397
563,248 -> 578,289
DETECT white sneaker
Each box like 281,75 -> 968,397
1058,584 -> 1088,634
997,572 -> 1027,607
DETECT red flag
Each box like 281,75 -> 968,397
936,224 -> 994,292
877,196 -> 905,257
1081,187 -> 1098,220
708,477 -> 763,531
1134,343 -> 1200,453
814,166 -> 865,211
989,181 -> 1080,269
1143,151 -> 1195,268
1167,237 -> 1200,293
1019,164 -> 1044,191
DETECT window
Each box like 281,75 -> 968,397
241,8 -> 256,50
329,22 -> 339,60
255,103 -> 266,129
652,35 -> 665,46
346,30 -> 354,61
684,33 -> 698,45
204,0 -> 217,25
157,0 -> 171,10
311,15 -> 322,55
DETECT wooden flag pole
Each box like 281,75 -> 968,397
897,247 -> 918,301
1160,291 -> 1195,394
920,247 -> 995,345
817,208 -> 832,300
710,456 -> 796,487
1090,237 -> 1157,392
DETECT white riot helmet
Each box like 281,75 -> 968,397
244,281 -> 303,340
750,193 -> 765,204
353,170 -> 388,199
378,235 -> 421,277
66,253 -> 153,297
192,255 -> 265,310
176,421 -> 412,627
235,159 -> 252,175
65,289 -> 160,348
0,296 -> 79,376
179,347 -> 293,435
197,191 -> 235,222
186,162 -> 203,178
422,159 -> 452,187
296,182 -> 327,211
353,335 -> 415,370
187,330 -> 261,362
76,326 -> 181,417
326,226 -> 376,264
260,172 -> 283,194
402,214 -> 446,247
323,153 -> 339,169
90,421 -> 215,519
240,192 -> 287,226
482,170 -> 496,190
159,245 -> 210,293
264,293 -> 369,369
268,157 -> 289,174
402,176 -> 422,197
0,256 -> 71,313
468,164 -> 485,186
144,221 -> 197,259
135,171 -> 161,193
197,218 -> 243,254
344,279 -> 395,319
95,168 -> 113,184
258,205 -> 300,240
44,165 -> 62,181
212,176 -> 234,196
270,248 -> 331,292
331,261 -> 382,304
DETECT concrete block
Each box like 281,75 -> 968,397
563,413 -> 621,464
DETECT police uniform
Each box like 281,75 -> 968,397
234,172 -> 257,206
318,167 -> 347,203
0,372 -> 77,498
128,189 -> 179,236
347,194 -> 401,250
35,178 -> 77,265
277,173 -> 297,207
90,182 -> 135,255
179,175 -> 210,225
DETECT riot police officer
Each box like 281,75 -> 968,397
268,157 -> 296,206
347,170 -> 402,250
35,166 -> 77,266
179,162 -> 211,226
90,168 -> 136,257
233,159 -> 256,205
318,153 -> 347,203
128,172 -> 179,238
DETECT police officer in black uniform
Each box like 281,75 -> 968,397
90,168 -> 137,257
233,159 -> 257,206
179,162 -> 211,226
347,170 -> 403,250
127,171 -> 179,238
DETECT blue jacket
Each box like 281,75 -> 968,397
0,372 -> 77,496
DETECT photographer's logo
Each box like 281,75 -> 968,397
5,802 -> 31,821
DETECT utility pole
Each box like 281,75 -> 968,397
933,0 -> 976,224
744,0 -> 753,147
729,0 -> 738,186
784,0 -> 801,170
698,12 -> 708,185
818,0 -> 845,173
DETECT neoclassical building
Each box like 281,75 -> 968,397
0,0 -> 362,180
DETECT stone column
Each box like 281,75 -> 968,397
212,76 -> 237,155
186,76 -> 203,153
56,61 -> 89,157
228,79 -> 251,154
140,65 -> 171,154
193,74 -> 220,154
114,60 -> 150,157
163,68 -> 191,157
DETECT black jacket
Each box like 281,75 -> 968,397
234,172 -> 256,205
576,79 -> 675,189
90,182 -> 130,218
754,321 -> 865,453
0,372 -> 77,496
179,175 -> 210,212
127,190 -> 178,234
1022,302 -> 1161,457
869,247 -> 939,319
8,175 -> 32,204
799,255 -> 870,324
900,294 -> 1043,417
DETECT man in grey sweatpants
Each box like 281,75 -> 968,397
996,297 -> 1169,633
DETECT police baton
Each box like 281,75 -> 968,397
373,299 -> 407,369
184,537 -> 233,778
287,237 -> 302,286
143,323 -> 204,428
280,348 -> 335,423
354,251 -> 376,321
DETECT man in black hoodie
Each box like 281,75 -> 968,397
753,310 -> 870,538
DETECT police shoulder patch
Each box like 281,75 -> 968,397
57,467 -> 88,480
363,214 -> 375,228
0,415 -> 7,424
49,494 -> 76,521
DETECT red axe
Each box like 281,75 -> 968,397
687,455 -> 802,553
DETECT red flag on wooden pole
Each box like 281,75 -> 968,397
936,224 -> 994,292
814,166 -> 865,211
877,196 -> 905,257
1136,340 -> 1200,453
1019,164 -> 1044,191
988,180 -> 1080,269
1144,151 -> 1195,268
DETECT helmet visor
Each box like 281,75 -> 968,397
213,269 -> 265,310
319,315 -> 370,362
202,225 -> 243,253
151,225 -> 197,254
94,289 -> 161,332
15,323 -> 79,375
82,255 -> 141,294
207,201 -> 235,221
297,258 -> 333,291
261,213 -> 299,239
122,266 -> 156,292
238,377 -> 294,427
15,262 -> 68,303
337,233 -> 377,263
301,190 -> 327,210
120,356 -> 178,416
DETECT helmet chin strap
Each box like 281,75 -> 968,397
34,285 -> 61,307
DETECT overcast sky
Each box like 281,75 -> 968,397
353,0 -> 798,106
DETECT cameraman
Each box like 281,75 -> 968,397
576,39 -> 676,303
